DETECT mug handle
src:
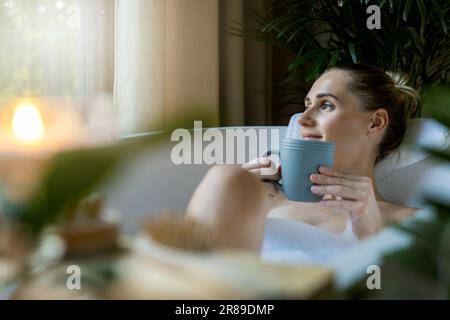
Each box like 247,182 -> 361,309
262,150 -> 283,193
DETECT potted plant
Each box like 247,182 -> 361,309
234,0 -> 449,115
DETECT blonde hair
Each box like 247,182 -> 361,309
386,71 -> 420,119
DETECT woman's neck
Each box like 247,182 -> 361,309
368,171 -> 386,202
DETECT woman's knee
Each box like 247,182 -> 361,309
187,165 -> 269,251
204,165 -> 265,197
188,165 -> 266,217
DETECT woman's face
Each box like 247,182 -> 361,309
298,70 -> 376,172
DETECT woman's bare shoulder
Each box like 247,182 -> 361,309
379,201 -> 420,224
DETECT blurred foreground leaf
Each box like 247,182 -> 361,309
422,87 -> 450,128
4,111 -> 216,235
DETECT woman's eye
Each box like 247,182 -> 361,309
320,103 -> 334,110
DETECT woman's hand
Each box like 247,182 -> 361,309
310,166 -> 384,239
242,157 -> 281,201
241,157 -> 281,182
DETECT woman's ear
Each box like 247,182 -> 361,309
367,109 -> 388,136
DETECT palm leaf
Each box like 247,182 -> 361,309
403,0 -> 413,22
233,0 -> 450,116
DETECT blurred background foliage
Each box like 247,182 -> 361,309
234,0 -> 450,116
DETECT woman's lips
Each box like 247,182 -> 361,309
302,135 -> 323,141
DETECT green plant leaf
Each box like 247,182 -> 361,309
425,198 -> 450,226
288,48 -> 323,74
436,222 -> 450,299
8,145 -> 128,233
328,49 -> 341,67
422,87 -> 450,128
431,0 -> 448,34
382,244 -> 439,281
348,43 -> 358,63
423,148 -> 450,163
415,0 -> 427,40
403,0 -> 413,22
379,256 -> 440,299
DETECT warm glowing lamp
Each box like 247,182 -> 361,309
12,102 -> 46,145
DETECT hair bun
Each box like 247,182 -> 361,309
386,71 -> 409,87
386,71 -> 420,118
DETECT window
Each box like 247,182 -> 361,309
0,0 -> 82,98
0,0 -> 114,100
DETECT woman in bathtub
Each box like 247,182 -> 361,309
185,63 -> 420,255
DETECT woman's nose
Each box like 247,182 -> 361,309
298,109 -> 315,127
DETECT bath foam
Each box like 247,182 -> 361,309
260,217 -> 358,265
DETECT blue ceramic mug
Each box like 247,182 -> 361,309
268,138 -> 336,202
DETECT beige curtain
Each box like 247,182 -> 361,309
114,0 -> 167,134
114,0 -> 271,134
115,0 -> 220,134
77,0 -> 116,141
220,0 -> 272,126
79,0 -> 115,98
